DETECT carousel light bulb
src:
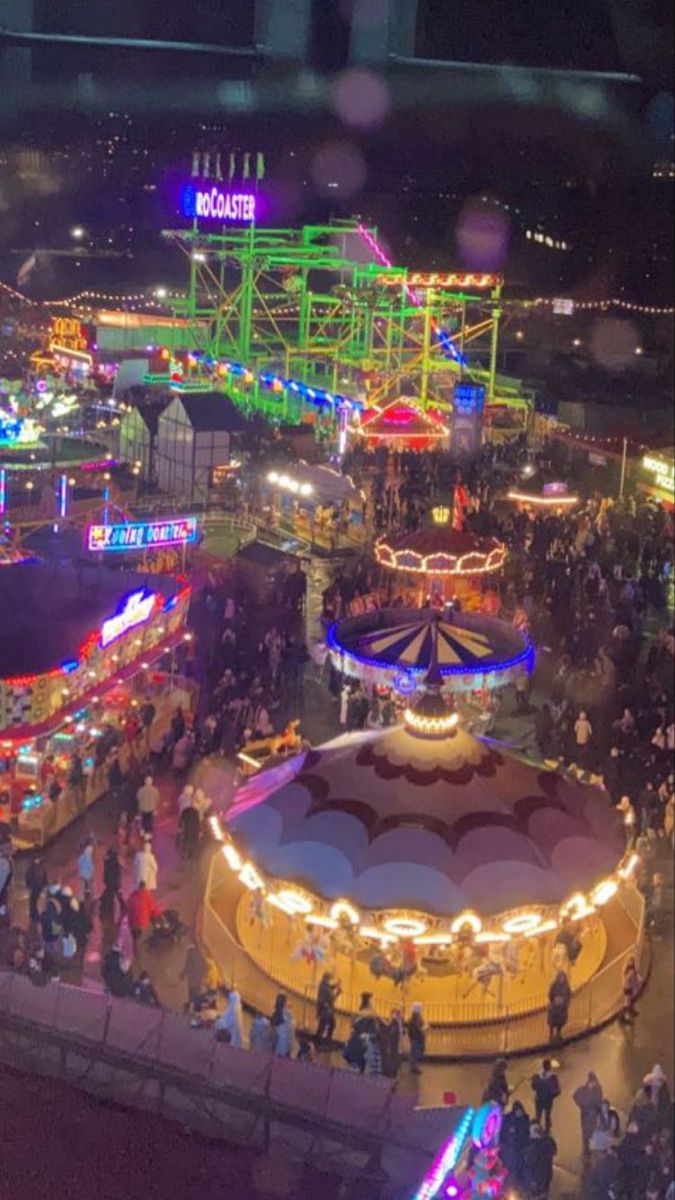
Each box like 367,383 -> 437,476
450,911 -> 482,934
502,912 -> 543,935
239,862 -> 264,891
383,915 -> 429,938
591,879 -> 618,907
223,843 -> 242,871
523,919 -> 557,939
619,853 -> 639,879
330,899 -> 359,925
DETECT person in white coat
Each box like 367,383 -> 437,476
270,993 -> 295,1057
133,838 -> 158,893
215,990 -> 244,1048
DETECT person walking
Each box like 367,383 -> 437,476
98,886 -> 126,955
573,1071 -> 604,1157
407,1002 -> 427,1075
77,837 -> 95,903
620,956 -> 641,1023
547,970 -> 572,1041
102,847 -> 122,894
270,993 -> 294,1057
315,971 -> 341,1046
531,1058 -> 561,1132
136,774 -> 160,836
215,990 -> 244,1047
133,838 -> 158,893
25,855 -> 47,924
126,880 -> 160,948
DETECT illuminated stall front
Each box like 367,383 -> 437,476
264,461 -> 366,550
204,681 -> 644,1049
0,563 -> 191,845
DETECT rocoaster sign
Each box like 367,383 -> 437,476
180,182 -> 257,223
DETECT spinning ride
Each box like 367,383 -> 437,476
327,607 -> 532,696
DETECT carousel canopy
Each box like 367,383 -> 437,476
227,723 -> 624,916
507,471 -> 579,507
375,526 -> 506,575
357,400 -> 448,440
329,607 -> 530,678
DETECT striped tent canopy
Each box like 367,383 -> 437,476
329,607 -> 531,679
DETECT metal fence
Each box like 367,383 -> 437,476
202,855 -> 648,1059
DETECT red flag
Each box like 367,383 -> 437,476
452,484 -> 468,530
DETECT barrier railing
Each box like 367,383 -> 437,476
202,864 -> 648,1058
0,968 -> 461,1192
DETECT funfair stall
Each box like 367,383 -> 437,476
0,563 -> 191,845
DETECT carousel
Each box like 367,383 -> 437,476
327,606 -> 533,699
205,674 -> 643,1044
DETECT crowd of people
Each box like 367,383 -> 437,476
486,1055 -> 674,1200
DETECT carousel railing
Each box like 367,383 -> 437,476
201,868 -> 648,1058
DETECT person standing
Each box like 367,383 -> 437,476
499,1101 -> 531,1189
547,970 -> 572,1042
133,838 -> 158,893
249,1011 -> 274,1053
178,801 -> 201,860
215,990 -> 244,1048
25,855 -> 47,924
531,1058 -> 561,1132
180,941 -> 207,1013
136,774 -> 160,835
407,1002 -> 426,1076
315,971 -> 341,1046
574,710 -> 594,768
270,993 -> 294,1057
381,1009 -> 404,1078
522,1124 -> 557,1198
483,1057 -> 511,1107
573,1071 -> 604,1157
98,886 -> 126,955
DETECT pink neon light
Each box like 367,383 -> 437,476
411,1108 -> 474,1200
357,224 -> 449,349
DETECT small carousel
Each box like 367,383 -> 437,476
205,674 -> 643,1046
507,470 -> 580,512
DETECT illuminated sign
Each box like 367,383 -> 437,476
552,297 -> 575,315
88,516 -> 198,553
376,272 -> 502,290
453,383 -> 485,414
542,481 -> 569,497
101,589 -> 157,647
180,183 -> 257,223
0,413 -> 41,447
642,454 -> 675,495
49,316 -> 93,361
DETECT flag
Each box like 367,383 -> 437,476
256,151 -> 265,181
17,252 -> 37,288
452,484 -> 468,531
228,151 -> 236,180
242,152 -> 251,179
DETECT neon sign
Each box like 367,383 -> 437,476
87,516 -> 198,553
642,454 -> 675,495
101,589 -> 157,647
180,183 -> 257,223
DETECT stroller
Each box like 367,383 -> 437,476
147,909 -> 187,947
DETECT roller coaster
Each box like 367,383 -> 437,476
161,216 -> 533,428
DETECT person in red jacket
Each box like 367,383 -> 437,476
126,881 -> 161,946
